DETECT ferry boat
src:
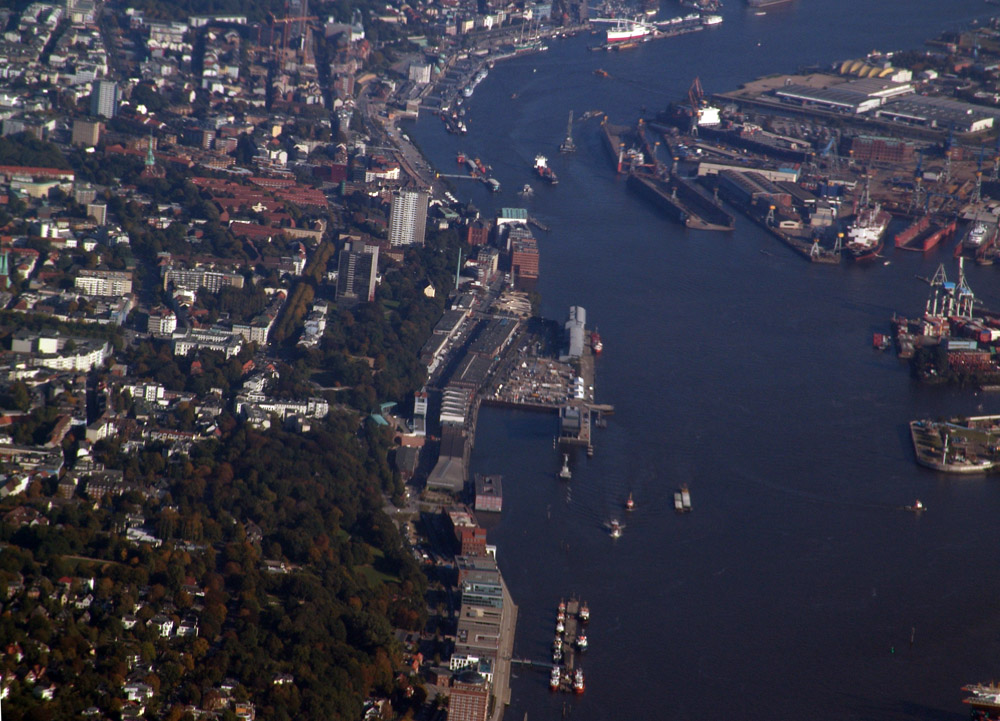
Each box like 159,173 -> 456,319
558,453 -> 571,480
606,18 -> 651,43
550,665 -> 562,691
576,632 -> 588,650
609,519 -> 622,538
534,154 -> 559,185
573,668 -> 585,694
578,602 -> 590,623
625,491 -> 635,511
675,485 -> 692,512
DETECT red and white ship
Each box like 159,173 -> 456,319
590,328 -> 603,354
606,18 -> 651,43
573,668 -> 585,694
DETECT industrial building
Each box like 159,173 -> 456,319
773,77 -> 913,115
875,94 -> 998,133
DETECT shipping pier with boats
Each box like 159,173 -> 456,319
511,598 -> 589,694
484,306 -> 612,457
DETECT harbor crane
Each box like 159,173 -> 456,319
688,76 -> 705,136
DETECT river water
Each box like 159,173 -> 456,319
406,2 -> 1000,719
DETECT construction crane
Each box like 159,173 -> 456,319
267,12 -> 318,61
688,77 -> 704,136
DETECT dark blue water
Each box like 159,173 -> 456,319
406,3 -> 1000,719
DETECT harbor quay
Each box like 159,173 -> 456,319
910,417 -> 1000,474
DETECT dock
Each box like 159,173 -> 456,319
910,418 -> 1000,474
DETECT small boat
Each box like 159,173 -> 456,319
558,599 -> 566,613
609,519 -> 622,539
578,602 -> 590,623
573,668 -> 585,694
556,619 -> 565,633
519,183 -> 535,196
550,665 -> 562,691
556,610 -> 566,623
591,328 -> 603,354
674,491 -> 684,511
905,500 -> 926,513
625,491 -> 635,512
558,453 -> 572,480
552,645 -> 563,662
594,68 -> 609,77
681,484 -> 692,511
576,632 -> 588,651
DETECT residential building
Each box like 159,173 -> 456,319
74,269 -> 133,296
90,80 -> 119,119
71,119 -> 101,147
336,239 -> 378,304
388,190 -> 428,247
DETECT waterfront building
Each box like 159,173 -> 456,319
90,80 -> 119,119
388,190 -> 428,247
474,474 -> 503,513
335,240 -> 378,304
449,672 -> 490,721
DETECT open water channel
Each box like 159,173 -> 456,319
406,2 -> 1000,718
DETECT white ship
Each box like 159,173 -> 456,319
606,18 -> 652,42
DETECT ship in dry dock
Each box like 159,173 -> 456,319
894,214 -> 956,252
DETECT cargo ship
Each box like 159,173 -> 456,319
845,201 -> 890,262
894,215 -> 956,252
534,154 -> 558,185
606,18 -> 652,43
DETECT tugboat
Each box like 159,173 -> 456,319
550,665 -> 562,691
457,151 -> 466,165
578,602 -> 590,623
576,632 -> 588,651
558,599 -> 567,614
609,519 -> 622,539
534,154 -> 559,185
625,491 -> 635,512
558,453 -> 572,480
573,668 -> 585,694
519,183 -> 534,196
